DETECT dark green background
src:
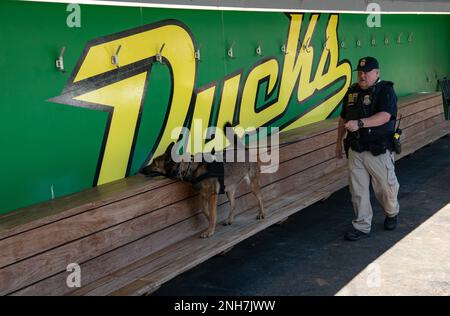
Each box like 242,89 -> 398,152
0,0 -> 449,214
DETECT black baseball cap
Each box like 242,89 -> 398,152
354,56 -> 379,72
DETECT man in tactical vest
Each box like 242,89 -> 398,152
336,56 -> 400,241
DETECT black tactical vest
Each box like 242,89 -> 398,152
344,80 -> 396,146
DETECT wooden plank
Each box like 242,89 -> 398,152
0,176 -> 175,240
397,92 -> 441,107
279,119 -> 338,144
398,96 -> 443,117
278,129 -> 337,163
400,104 -> 444,128
400,121 -> 450,157
402,114 -> 445,140
0,180 -> 196,269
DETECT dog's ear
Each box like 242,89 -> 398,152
166,142 -> 175,154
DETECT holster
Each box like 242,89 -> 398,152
393,139 -> 401,155
393,129 -> 402,155
368,143 -> 387,156
343,138 -> 350,158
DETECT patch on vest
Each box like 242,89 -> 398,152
363,94 -> 371,105
347,93 -> 358,106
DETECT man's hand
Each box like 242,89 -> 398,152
345,120 -> 359,132
336,142 -> 344,159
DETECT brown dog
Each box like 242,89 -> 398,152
142,133 -> 265,238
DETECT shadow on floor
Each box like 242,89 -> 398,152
153,135 -> 450,296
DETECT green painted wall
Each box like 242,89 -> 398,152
0,0 -> 449,214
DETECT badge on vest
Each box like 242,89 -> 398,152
363,94 -> 371,105
348,93 -> 358,106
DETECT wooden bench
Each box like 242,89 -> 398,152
1,92 -> 448,296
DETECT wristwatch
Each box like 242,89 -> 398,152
357,119 -> 364,129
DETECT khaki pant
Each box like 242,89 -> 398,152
348,149 -> 400,233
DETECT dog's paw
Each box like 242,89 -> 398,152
200,230 -> 214,238
256,214 -> 265,220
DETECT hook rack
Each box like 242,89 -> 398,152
356,39 -> 362,48
256,44 -> 262,56
303,37 -> 312,53
111,45 -> 122,68
195,43 -> 202,61
322,37 -> 329,51
156,43 -> 165,64
227,42 -> 235,59
56,46 -> 66,72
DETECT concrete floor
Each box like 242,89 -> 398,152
154,135 -> 450,296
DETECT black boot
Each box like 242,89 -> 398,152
345,228 -> 370,241
384,215 -> 398,230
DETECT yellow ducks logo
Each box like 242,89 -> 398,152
51,14 -> 351,186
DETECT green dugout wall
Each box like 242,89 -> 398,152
0,0 -> 449,215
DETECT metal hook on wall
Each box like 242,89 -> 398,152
384,35 -> 390,46
195,43 -> 202,61
156,43 -> 165,64
303,37 -> 312,53
256,44 -> 262,56
408,32 -> 414,43
227,42 -> 235,59
397,32 -> 403,44
356,38 -> 362,48
322,36 -> 329,51
339,37 -> 346,49
371,36 -> 376,47
111,45 -> 122,68
56,46 -> 66,72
